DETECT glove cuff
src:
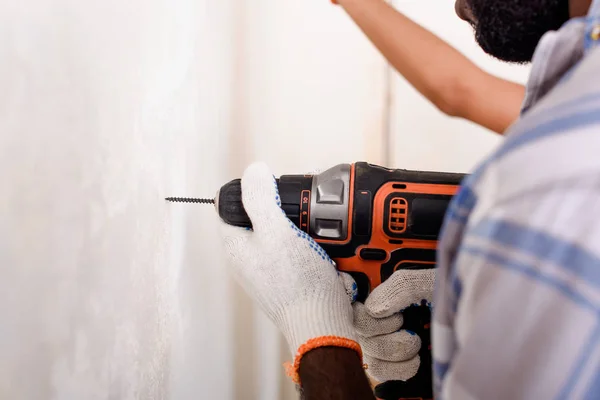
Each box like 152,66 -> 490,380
279,296 -> 362,385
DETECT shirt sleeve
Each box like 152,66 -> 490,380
433,178 -> 600,400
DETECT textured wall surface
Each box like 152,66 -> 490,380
0,0 -> 200,397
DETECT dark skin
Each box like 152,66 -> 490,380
570,0 -> 593,17
298,347 -> 375,400
296,0 -> 593,398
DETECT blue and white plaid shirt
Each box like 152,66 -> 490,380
432,1 -> 600,398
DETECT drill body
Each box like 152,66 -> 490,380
217,162 -> 465,301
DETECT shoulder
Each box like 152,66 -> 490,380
436,43 -> 600,295
452,47 -> 600,257
465,46 -> 600,226
458,87 -> 600,271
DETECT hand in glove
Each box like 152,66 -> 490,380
341,269 -> 435,399
219,162 -> 361,384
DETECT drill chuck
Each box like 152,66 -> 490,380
213,180 -> 252,228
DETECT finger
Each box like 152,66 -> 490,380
365,269 -> 435,318
219,223 -> 261,291
339,272 -> 359,303
240,162 -> 288,233
353,302 -> 402,337
361,330 -> 421,362
364,354 -> 420,383
219,222 -> 252,261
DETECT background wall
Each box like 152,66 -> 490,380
0,0 -> 528,399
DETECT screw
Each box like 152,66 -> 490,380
165,197 -> 215,204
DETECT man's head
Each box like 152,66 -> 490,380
455,0 -> 571,63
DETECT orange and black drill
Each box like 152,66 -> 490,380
167,162 -> 465,400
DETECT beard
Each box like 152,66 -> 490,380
467,0 -> 570,63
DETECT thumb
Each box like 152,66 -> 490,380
339,272 -> 359,303
365,269 -> 435,318
240,162 -> 288,233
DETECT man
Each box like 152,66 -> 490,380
221,0 -> 600,397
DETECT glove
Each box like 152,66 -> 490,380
340,269 -> 435,384
220,162 -> 360,383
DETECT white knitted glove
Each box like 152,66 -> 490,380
341,269 -> 435,382
220,162 -> 358,365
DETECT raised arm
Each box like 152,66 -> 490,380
337,0 -> 525,134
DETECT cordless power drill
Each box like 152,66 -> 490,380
167,162 -> 466,400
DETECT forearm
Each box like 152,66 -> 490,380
298,347 -> 375,400
338,0 -> 470,101
337,0 -> 524,133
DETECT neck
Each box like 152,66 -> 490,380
570,0 -> 593,17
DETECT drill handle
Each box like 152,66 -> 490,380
374,303 -> 433,400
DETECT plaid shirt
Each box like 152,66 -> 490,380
432,2 -> 600,398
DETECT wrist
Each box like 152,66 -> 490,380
285,335 -> 364,385
297,347 -> 375,399
278,295 -> 361,385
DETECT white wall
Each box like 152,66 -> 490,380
0,0 -> 195,398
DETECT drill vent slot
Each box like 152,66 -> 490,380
389,198 -> 408,233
